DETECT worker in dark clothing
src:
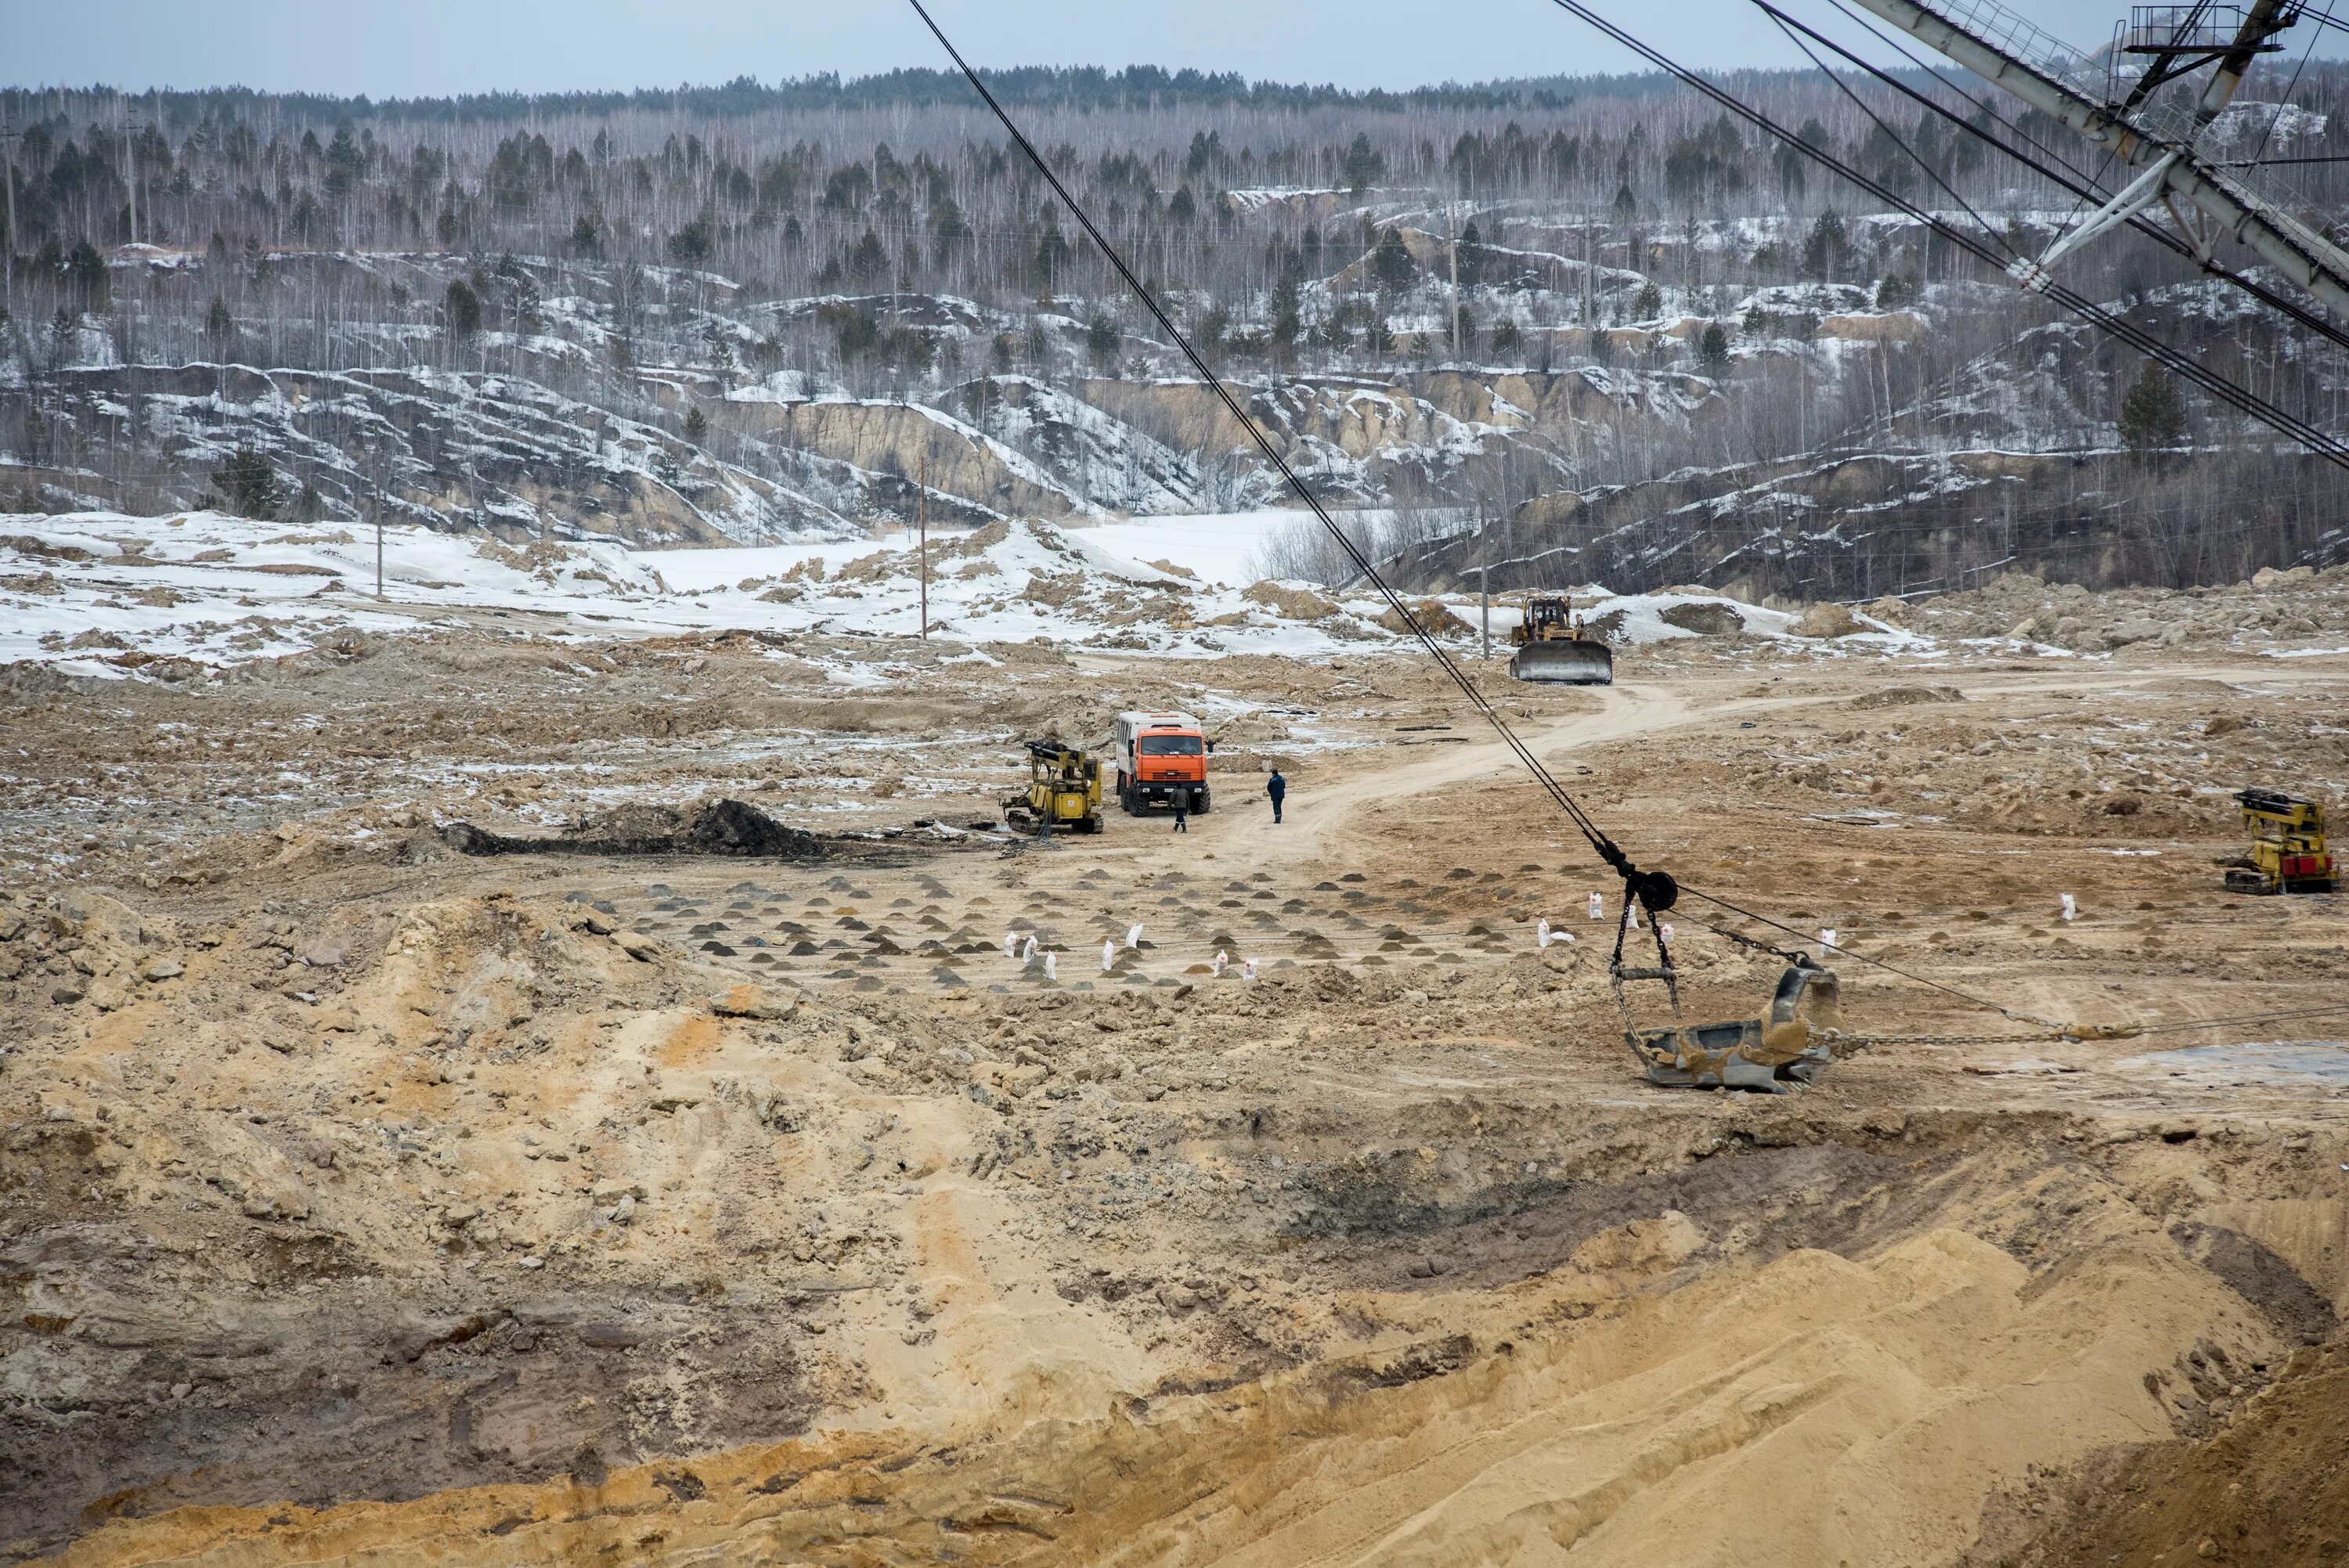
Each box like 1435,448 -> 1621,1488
1172,801 -> 1189,834
1265,768 -> 1286,824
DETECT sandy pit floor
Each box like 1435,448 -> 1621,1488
3,600 -> 2347,1568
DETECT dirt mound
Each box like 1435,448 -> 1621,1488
442,798 -> 823,859
1912,563 -> 2349,653
1850,683 -> 1967,709
1243,580 -> 1341,620
1792,601 -> 1863,637
1377,597 -> 1474,638
49,1228 -> 2286,1568
1658,600 -> 1746,636
1979,1340 -> 2349,1568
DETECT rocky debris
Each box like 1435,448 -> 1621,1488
442,798 -> 824,860
1850,683 -> 1966,709
1377,597 -> 1476,639
24,363 -> 849,545
1658,600 -> 1747,636
1792,602 -> 1864,638
1913,563 -> 2349,652
1568,1210 -> 1705,1274
0,889 -> 189,1012
1243,581 -> 1342,621
710,983 -> 799,1021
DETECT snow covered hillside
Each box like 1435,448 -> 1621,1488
1,509 -> 1817,679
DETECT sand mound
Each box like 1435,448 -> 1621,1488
1793,601 -> 1864,638
1244,580 -> 1343,621
1658,600 -> 1746,636
1982,1339 -> 2349,1568
52,1229 -> 2281,1568
1850,683 -> 1966,709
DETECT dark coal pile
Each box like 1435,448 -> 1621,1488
440,798 -> 824,859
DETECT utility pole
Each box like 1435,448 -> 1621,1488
1582,210 -> 1595,326
917,448 -> 929,640
373,451 -> 384,599
1479,558 -> 1491,660
2,120 -> 18,315
121,98 -> 138,248
1449,197 -> 1463,359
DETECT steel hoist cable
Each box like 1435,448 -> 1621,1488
1768,0 -> 2349,355
1543,0 -> 2349,473
906,0 -> 1681,917
910,0 -> 2315,1044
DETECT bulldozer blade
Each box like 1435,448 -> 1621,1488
1509,640 -> 1614,685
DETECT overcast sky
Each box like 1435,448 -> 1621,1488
5,0 -> 2340,98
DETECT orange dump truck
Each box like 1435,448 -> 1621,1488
1113,709 -> 1211,816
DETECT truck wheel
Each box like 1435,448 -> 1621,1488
1193,788 -> 1211,815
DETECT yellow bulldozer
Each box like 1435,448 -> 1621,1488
2225,788 -> 2335,895
1509,594 -> 1614,685
1006,741 -> 1102,835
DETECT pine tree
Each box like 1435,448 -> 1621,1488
1342,133 -> 1384,196
204,298 -> 234,351
1034,220 -> 1071,291
849,228 -> 889,284
1802,211 -> 1849,280
929,195 -> 969,267
1269,273 -> 1301,356
1371,228 -> 1415,295
1633,280 -> 1662,319
667,214 -> 715,267
1196,305 -> 1229,365
2117,362 -> 2188,460
684,405 -> 709,445
1699,322 -> 1730,369
66,240 -> 109,310
208,448 -> 282,519
1086,312 -> 1117,366
444,279 -> 482,338
324,122 -> 363,199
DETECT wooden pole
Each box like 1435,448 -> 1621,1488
917,449 -> 928,640
3,122 -> 18,312
122,99 -> 139,248
1449,197 -> 1461,359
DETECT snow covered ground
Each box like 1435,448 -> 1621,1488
2,508 -> 1837,680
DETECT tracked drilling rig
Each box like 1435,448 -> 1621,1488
2226,788 -> 2336,894
1006,741 -> 1102,835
